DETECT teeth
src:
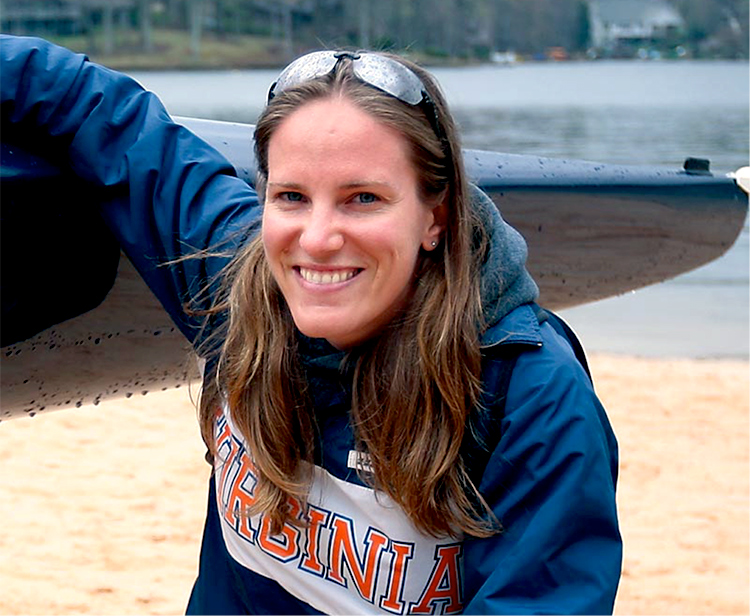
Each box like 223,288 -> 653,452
299,268 -> 357,285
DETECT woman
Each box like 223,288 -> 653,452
1,37 -> 621,614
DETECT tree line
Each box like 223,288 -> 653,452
147,0 -> 749,59
4,0 -> 747,61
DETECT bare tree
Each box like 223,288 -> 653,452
358,0 -> 371,48
139,0 -> 153,53
188,0 -> 202,58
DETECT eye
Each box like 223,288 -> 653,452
279,191 -> 305,202
353,192 -> 379,205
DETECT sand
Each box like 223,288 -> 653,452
0,354 -> 747,615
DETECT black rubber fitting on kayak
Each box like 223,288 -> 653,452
683,157 -> 711,175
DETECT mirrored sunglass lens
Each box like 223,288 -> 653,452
352,55 -> 425,105
274,51 -> 338,94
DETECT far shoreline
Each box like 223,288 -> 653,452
90,55 -> 750,74
31,32 -> 748,73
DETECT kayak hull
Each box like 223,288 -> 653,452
1,117 -> 746,418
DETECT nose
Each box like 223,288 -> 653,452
298,204 -> 345,256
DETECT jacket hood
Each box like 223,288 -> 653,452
471,185 -> 539,334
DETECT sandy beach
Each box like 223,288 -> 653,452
0,353 -> 747,615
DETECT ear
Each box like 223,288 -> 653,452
422,201 -> 447,251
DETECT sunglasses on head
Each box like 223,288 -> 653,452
267,50 -> 446,144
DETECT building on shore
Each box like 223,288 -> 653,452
587,0 -> 685,58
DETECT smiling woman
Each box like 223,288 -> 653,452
1,37 -> 622,615
262,96 -> 443,349
188,50 -> 621,615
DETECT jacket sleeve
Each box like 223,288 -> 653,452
0,35 -> 261,346
463,324 -> 622,614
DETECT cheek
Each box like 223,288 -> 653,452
374,229 -> 424,282
261,222 -> 294,286
261,211 -> 290,262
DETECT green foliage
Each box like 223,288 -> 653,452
4,0 -> 745,65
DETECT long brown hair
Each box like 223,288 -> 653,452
199,53 -> 496,538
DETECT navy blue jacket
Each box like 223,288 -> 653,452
1,35 -> 622,614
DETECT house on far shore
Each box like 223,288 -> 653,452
587,0 -> 685,58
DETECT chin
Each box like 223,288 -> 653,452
295,320 -> 352,348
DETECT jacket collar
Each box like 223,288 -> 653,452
480,302 -> 543,349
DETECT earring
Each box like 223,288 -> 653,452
431,240 -> 438,248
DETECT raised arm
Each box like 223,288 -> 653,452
1,35 -> 261,345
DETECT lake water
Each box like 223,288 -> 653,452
129,60 -> 749,359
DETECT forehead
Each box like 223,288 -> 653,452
267,96 -> 415,180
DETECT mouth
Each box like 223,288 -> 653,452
296,266 -> 362,285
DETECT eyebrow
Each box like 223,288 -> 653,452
267,181 -> 395,190
266,182 -> 303,190
341,181 -> 394,190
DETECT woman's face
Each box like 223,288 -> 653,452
262,96 -> 444,349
